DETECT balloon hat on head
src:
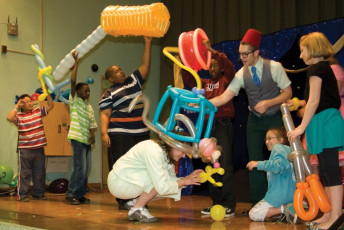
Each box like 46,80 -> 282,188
129,93 -> 222,167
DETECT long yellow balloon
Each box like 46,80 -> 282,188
163,47 -> 202,89
37,67 -> 51,102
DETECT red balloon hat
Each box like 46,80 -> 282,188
178,28 -> 211,71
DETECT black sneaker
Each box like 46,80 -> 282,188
79,197 -> 90,204
225,208 -> 235,217
66,196 -> 80,205
201,206 -> 212,215
32,195 -> 47,200
118,200 -> 128,210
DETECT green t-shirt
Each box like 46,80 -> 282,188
67,94 -> 97,144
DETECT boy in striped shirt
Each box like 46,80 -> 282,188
65,51 -> 97,205
7,90 -> 54,202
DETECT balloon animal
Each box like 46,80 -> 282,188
0,164 -> 18,187
199,166 -> 225,187
281,103 -> 331,221
53,2 -> 170,81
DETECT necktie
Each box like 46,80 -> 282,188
251,66 -> 260,88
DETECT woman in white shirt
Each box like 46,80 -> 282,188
107,138 -> 203,223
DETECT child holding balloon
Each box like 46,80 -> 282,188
247,128 -> 297,224
181,39 -> 236,217
7,89 -> 54,202
107,133 -> 203,223
287,32 -> 344,230
65,51 -> 97,205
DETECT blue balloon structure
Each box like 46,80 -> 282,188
153,85 -> 217,144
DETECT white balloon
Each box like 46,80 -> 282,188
53,26 -> 106,81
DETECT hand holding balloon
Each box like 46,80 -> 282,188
178,169 -> 203,187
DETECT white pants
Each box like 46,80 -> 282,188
107,170 -> 150,199
249,200 -> 273,221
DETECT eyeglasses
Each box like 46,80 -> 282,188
238,49 -> 257,58
264,137 -> 279,141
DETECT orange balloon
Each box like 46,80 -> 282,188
294,184 -> 319,221
100,3 -> 170,37
307,174 -> 332,213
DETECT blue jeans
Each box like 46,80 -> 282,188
66,140 -> 91,198
18,148 -> 46,199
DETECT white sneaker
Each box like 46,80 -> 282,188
128,207 -> 158,223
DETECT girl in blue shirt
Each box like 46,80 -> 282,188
247,128 -> 296,223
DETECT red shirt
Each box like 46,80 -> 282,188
182,51 -> 235,119
15,106 -> 48,149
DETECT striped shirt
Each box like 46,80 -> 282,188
68,94 -> 97,145
15,106 -> 48,149
99,70 -> 149,136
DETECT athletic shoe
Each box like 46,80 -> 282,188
32,195 -> 47,200
66,196 -> 80,205
79,197 -> 90,204
201,206 -> 212,215
127,207 -> 158,223
283,203 -> 300,224
225,208 -> 235,217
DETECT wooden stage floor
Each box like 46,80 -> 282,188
0,190 -> 309,230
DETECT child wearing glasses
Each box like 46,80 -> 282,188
7,90 -> 54,202
246,128 -> 297,224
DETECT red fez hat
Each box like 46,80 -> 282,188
241,29 -> 262,49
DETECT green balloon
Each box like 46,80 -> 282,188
0,164 -> 14,184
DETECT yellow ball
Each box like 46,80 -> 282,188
210,205 -> 226,221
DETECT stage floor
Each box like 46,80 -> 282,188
0,190 -> 309,230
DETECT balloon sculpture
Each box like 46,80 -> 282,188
129,93 -> 222,167
281,103 -> 331,221
199,166 -> 225,187
31,44 -> 55,92
163,28 -> 211,90
0,164 -> 18,187
30,43 -> 95,104
53,2 -> 170,81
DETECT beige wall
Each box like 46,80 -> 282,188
0,0 -> 162,183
